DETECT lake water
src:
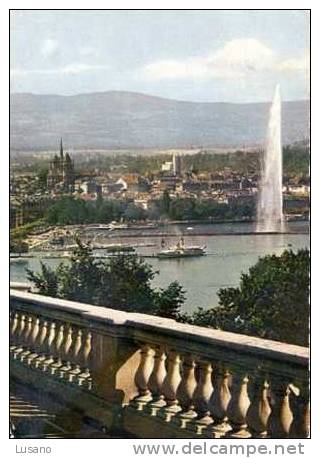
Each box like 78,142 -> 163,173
10,221 -> 309,312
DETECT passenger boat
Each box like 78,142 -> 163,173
157,238 -> 206,259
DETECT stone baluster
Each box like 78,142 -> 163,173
32,320 -> 50,368
59,325 -> 73,379
228,372 -> 252,438
161,351 -> 182,421
68,328 -> 83,382
134,344 -> 155,410
40,321 -> 56,371
26,318 -> 40,365
77,331 -> 92,389
297,382 -> 310,439
246,378 -> 271,437
288,383 -> 309,438
148,347 -> 167,416
12,314 -> 26,359
268,380 -> 297,438
19,316 -> 33,362
193,361 -> 214,434
10,312 -> 19,352
299,399 -> 310,438
176,355 -> 197,428
210,366 -> 232,437
50,323 -> 65,375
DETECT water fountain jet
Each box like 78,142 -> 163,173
256,84 -> 285,233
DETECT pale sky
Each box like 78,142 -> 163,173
10,10 -> 310,103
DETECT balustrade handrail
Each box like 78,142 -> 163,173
10,289 -> 309,373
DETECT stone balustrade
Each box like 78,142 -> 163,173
10,288 -> 309,439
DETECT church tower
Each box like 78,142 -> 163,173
47,138 -> 75,192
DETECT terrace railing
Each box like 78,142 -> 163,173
10,288 -> 309,438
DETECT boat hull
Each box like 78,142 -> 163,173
157,249 -> 205,259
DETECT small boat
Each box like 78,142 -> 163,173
157,238 -> 206,259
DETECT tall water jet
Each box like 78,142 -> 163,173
256,84 -> 285,233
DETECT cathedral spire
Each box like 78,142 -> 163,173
59,138 -> 63,159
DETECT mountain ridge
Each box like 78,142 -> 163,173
10,91 -> 310,151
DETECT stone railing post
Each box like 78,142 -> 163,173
89,331 -> 140,405
50,323 -> 65,375
66,327 -> 82,382
148,346 -> 167,416
246,377 -> 272,437
161,351 -> 182,421
26,317 -> 40,366
12,313 -> 26,359
193,361 -> 214,434
77,331 -> 92,388
10,311 -> 19,353
40,321 -> 56,371
59,324 -> 73,378
228,372 -> 252,438
19,315 -> 33,362
31,319 -> 48,368
268,378 -> 297,438
209,365 -> 232,437
134,344 -> 154,410
176,355 -> 197,428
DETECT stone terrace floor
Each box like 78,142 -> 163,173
10,380 -> 113,439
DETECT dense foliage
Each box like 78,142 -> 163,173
154,196 -> 254,221
45,195 -> 255,225
27,240 -> 185,318
181,249 -> 310,346
45,196 -> 146,225
283,144 -> 310,178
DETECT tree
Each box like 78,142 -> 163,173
95,253 -> 157,312
155,281 -> 185,320
181,249 -> 309,346
27,262 -> 61,298
123,203 -> 146,221
27,240 -> 185,317
162,190 -> 171,214
36,168 -> 49,189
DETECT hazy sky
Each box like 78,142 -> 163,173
10,10 -> 310,103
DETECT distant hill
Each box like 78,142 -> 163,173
10,91 -> 310,151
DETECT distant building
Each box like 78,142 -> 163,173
161,161 -> 173,172
118,175 -> 151,193
154,176 -> 179,192
182,181 -> 209,192
47,139 -> 75,192
105,181 -> 126,194
161,154 -> 183,176
173,154 -> 182,177
80,179 -> 101,195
